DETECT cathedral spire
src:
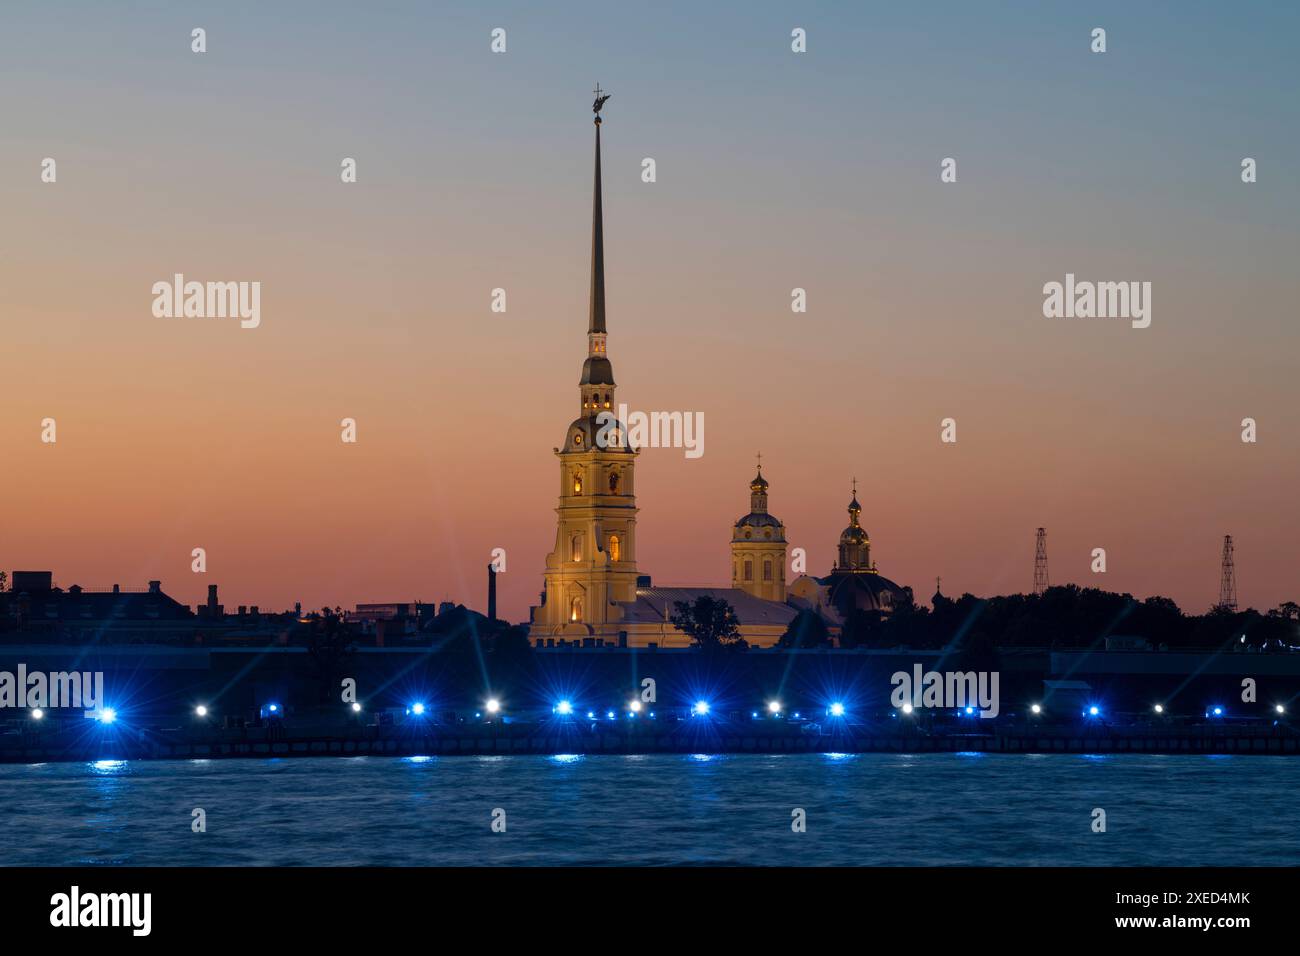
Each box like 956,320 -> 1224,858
588,84 -> 608,335
579,87 -> 616,399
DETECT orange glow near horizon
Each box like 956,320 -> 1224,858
1,4 -> 1297,623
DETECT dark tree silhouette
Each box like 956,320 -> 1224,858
670,596 -> 745,651
779,609 -> 832,649
307,607 -> 357,704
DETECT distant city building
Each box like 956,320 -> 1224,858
347,602 -> 429,644
0,571 -> 301,645
3,570 -> 191,623
349,603 -> 419,623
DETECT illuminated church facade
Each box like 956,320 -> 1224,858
529,101 -> 910,648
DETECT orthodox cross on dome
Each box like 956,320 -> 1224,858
592,83 -> 612,116
756,451 -> 763,473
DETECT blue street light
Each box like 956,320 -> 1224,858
554,700 -> 573,716
828,702 -> 845,718
692,701 -> 710,717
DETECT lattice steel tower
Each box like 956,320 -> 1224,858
1033,527 -> 1049,596
1218,534 -> 1238,611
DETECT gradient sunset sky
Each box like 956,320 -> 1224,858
2,1 -> 1298,621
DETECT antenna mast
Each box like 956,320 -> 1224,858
1033,528 -> 1050,596
1218,534 -> 1238,611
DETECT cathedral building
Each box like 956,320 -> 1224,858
529,99 -> 908,649
788,482 -> 913,631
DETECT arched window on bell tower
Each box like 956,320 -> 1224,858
609,534 -> 621,562
571,534 -> 584,562
570,596 -> 583,622
573,472 -> 583,494
744,559 -> 753,581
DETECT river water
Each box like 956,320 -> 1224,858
1,753 -> 1295,865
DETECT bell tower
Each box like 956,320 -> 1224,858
731,456 -> 787,602
532,88 -> 640,636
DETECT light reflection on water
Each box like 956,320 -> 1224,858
0,753 -> 1291,867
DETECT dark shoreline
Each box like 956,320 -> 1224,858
5,722 -> 1298,763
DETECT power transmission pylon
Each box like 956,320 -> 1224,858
1218,534 -> 1238,611
1033,527 -> 1049,596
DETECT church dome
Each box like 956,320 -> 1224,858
749,469 -> 769,493
562,415 -> 630,453
839,524 -> 869,546
580,356 -> 615,386
735,512 -> 782,530
825,571 -> 906,614
840,492 -> 868,543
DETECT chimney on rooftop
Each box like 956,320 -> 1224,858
148,580 -> 161,594
112,584 -> 120,594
